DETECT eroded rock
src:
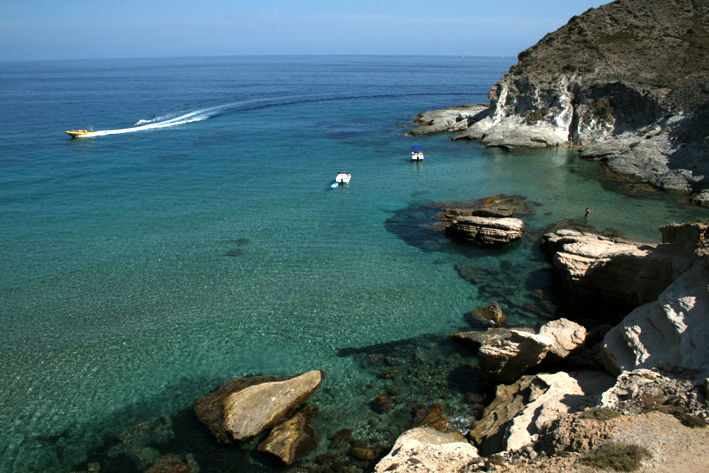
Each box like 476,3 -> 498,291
478,330 -> 552,383
193,370 -> 325,443
446,216 -> 525,245
469,371 -> 614,455
374,427 -> 482,473
257,405 -> 320,465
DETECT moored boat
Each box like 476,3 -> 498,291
335,172 -> 351,184
331,172 -> 351,188
411,146 -> 424,161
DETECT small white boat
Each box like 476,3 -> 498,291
331,172 -> 351,188
411,145 -> 424,161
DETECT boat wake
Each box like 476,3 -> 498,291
93,105 -> 226,136
85,91 -> 475,137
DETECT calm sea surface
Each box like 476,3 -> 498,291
1,56 -> 707,472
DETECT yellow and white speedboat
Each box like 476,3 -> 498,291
65,126 -> 95,138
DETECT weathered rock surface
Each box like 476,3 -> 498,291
257,405 -> 320,465
374,427 -> 482,473
469,371 -> 614,455
541,228 -> 674,308
449,327 -> 518,352
600,368 -> 709,419
478,330 -> 553,384
193,370 -> 325,443
538,318 -> 587,363
601,261 -> 709,378
446,216 -> 525,245
409,104 -> 487,136
416,0 -> 709,197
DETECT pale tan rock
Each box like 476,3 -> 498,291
478,330 -> 552,383
257,406 -> 319,465
222,370 -> 324,441
447,216 -> 525,245
538,318 -> 587,362
374,427 -> 481,473
469,371 -> 614,455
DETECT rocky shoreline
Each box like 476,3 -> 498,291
409,0 -> 709,205
70,198 -> 709,473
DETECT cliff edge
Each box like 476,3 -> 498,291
415,0 -> 709,200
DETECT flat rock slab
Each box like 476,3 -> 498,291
194,370 -> 325,443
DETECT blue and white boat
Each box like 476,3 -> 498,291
411,145 -> 424,161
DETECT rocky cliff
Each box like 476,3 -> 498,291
414,0 -> 709,199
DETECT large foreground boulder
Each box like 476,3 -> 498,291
193,370 -> 325,443
374,427 -> 482,473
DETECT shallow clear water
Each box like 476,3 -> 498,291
1,56 -> 708,472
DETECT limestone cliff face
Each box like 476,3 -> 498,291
455,0 -> 709,196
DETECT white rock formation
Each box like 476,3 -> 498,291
504,371 -> 614,452
374,427 -> 481,473
601,261 -> 709,379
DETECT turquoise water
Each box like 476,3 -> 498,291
1,56 -> 708,472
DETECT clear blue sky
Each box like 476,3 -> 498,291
0,0 -> 610,61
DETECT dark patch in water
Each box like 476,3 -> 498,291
224,249 -> 245,257
154,153 -> 189,162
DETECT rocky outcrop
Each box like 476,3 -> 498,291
601,261 -> 709,377
415,0 -> 709,197
445,216 -> 525,246
600,369 -> 709,419
469,371 -> 614,455
193,370 -> 325,443
540,228 -> 677,308
478,330 -> 553,384
540,221 -> 709,377
374,427 -> 482,473
453,318 -> 586,383
538,318 -> 587,363
257,405 -> 320,465
409,104 -> 487,135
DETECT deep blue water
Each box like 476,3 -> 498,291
1,55 -> 708,472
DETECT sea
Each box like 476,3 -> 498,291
1,55 -> 708,473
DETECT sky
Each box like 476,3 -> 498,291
0,0 -> 610,61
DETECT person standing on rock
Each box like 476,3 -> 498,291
584,208 -> 591,218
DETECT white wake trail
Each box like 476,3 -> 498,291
94,105 -> 226,136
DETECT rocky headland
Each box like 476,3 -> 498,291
411,0 -> 709,203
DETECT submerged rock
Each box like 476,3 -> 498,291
193,370 -> 325,443
257,405 -> 320,465
469,301 -> 508,326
